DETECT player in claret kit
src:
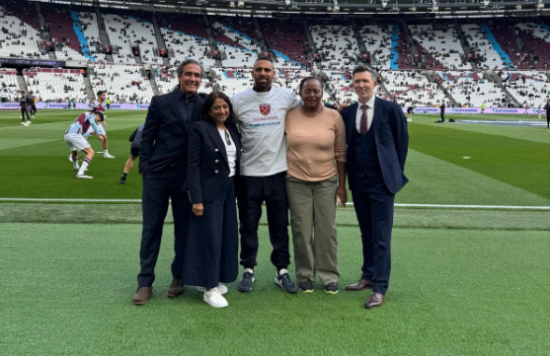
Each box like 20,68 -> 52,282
64,111 -> 105,179
87,90 -> 115,159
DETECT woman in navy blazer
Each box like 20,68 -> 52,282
182,91 -> 242,308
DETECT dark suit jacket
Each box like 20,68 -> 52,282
139,90 -> 204,174
187,121 -> 242,204
340,97 -> 409,195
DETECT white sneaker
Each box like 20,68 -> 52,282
203,288 -> 228,308
103,153 -> 115,159
31,115 -> 35,119
69,154 -> 74,162
76,174 -> 93,179
20,122 -> 25,126
196,284 -> 228,294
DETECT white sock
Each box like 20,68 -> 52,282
245,268 -> 254,274
72,159 -> 79,169
104,150 -> 109,154
278,268 -> 288,276
77,159 -> 90,176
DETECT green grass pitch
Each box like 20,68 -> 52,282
0,109 -> 549,355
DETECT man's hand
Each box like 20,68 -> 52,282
336,186 -> 347,207
193,203 -> 204,217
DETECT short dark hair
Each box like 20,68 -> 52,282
177,59 -> 203,77
352,65 -> 375,81
299,76 -> 323,94
95,111 -> 105,122
200,91 -> 236,124
254,56 -> 274,67
97,90 -> 107,96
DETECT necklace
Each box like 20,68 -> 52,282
224,129 -> 232,146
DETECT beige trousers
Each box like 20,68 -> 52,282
286,175 -> 340,285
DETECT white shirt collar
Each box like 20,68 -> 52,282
358,95 -> 376,109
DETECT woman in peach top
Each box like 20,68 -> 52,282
285,77 -> 347,294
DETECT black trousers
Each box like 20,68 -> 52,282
183,177 -> 238,289
21,108 -> 30,121
137,165 -> 190,287
440,111 -> 445,122
351,178 -> 395,295
547,116 -> 549,128
237,172 -> 290,271
30,105 -> 37,115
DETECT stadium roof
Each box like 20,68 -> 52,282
32,0 -> 550,16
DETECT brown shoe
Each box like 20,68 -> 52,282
345,279 -> 372,291
365,292 -> 385,309
133,286 -> 152,306
167,279 -> 184,298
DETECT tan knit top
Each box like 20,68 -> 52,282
285,107 -> 346,182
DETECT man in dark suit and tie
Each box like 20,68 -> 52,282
133,59 -> 205,305
340,66 -> 409,309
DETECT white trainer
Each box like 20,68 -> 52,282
203,288 -> 228,308
103,153 -> 115,159
27,121 -> 31,125
68,154 -> 74,162
196,284 -> 228,295
20,122 -> 25,126
76,175 -> 93,179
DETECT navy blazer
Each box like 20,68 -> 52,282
139,90 -> 204,174
340,97 -> 409,194
186,121 -> 242,204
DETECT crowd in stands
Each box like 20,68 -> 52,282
90,63 -> 154,103
1,4 -> 550,109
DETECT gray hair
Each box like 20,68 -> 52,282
352,65 -> 375,81
177,59 -> 204,77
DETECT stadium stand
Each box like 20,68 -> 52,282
516,22 -> 550,70
382,70 -> 447,107
103,11 -> 162,64
157,13 -> 215,67
41,4 -> 90,61
24,68 -> 87,102
89,63 -> 154,103
211,17 -> 262,67
441,71 -> 511,107
358,23 -> 393,70
409,23 -> 471,70
505,71 -> 550,106
78,11 -> 107,61
462,23 -> 510,70
310,22 -> 360,70
0,68 -> 20,101
0,4 -> 48,59
260,18 -> 309,68
1,1 -> 549,109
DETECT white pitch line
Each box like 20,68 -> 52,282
0,198 -> 549,210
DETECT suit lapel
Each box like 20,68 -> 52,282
206,123 -> 229,167
371,97 -> 383,134
347,102 -> 358,142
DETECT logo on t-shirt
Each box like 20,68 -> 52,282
259,104 -> 271,116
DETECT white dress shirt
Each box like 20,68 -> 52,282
355,95 -> 376,133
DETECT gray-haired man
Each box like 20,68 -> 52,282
133,59 -> 205,305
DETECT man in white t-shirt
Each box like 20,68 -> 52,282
231,57 -> 301,294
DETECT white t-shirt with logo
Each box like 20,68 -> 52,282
232,86 -> 301,177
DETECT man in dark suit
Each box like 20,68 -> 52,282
133,59 -> 205,305
340,66 -> 409,309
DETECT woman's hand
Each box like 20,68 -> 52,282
193,203 -> 204,217
336,186 -> 347,207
